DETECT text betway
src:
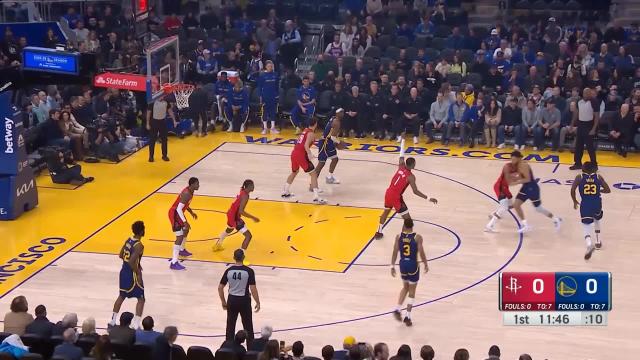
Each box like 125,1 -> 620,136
4,117 -> 13,154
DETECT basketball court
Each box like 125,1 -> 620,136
1,130 -> 639,359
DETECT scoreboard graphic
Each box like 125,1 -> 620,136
499,272 -> 611,326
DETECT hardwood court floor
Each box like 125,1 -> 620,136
1,131 -> 639,359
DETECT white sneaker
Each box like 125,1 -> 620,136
326,176 -> 340,184
270,128 -> 280,134
227,126 -> 232,132
295,126 -> 302,134
313,198 -> 328,205
261,128 -> 267,135
513,144 -> 518,150
240,124 -> 245,133
497,143 -> 505,149
281,192 -> 293,198
595,238 -> 602,249
584,245 -> 595,260
396,135 -> 403,143
309,187 -> 324,194
553,217 -> 563,231
520,145 -> 526,151
484,224 -> 496,233
533,146 -> 538,151
517,224 -> 532,234
413,136 -> 418,144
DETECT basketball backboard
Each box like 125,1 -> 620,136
145,36 -> 180,102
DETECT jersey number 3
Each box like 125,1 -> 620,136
583,184 -> 597,195
403,244 -> 411,256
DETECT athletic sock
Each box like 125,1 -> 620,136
585,235 -> 593,248
594,220 -> 601,241
262,121 -> 268,130
487,215 -> 498,228
110,312 -> 118,325
405,311 -> 411,319
313,188 -> 319,200
132,316 -> 141,329
283,183 -> 290,194
395,304 -> 402,312
270,121 -> 276,129
180,241 -> 185,251
378,223 -> 384,233
171,245 -> 180,264
521,219 -> 528,227
535,206 -> 553,217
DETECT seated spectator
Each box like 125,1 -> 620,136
74,20 -> 89,44
249,325 -> 273,352
464,98 -> 485,148
108,312 -> 135,345
484,65 -> 504,93
3,296 -> 34,336
60,110 -> 85,160
560,100 -> 578,151
44,27 -> 60,48
484,98 -> 502,147
334,336 -> 356,360
0,334 -> 29,358
445,93 -> 469,146
454,348 -> 470,360
486,345 -> 500,360
614,46 -> 635,77
394,344 -> 411,360
346,37 -> 365,57
291,341 -> 305,360
402,88 -> 423,144
414,15 -> 434,36
135,316 -> 162,346
492,51 -> 512,75
46,150 -> 93,185
373,343 -> 389,360
446,27 -> 465,50
322,345 -> 335,360
43,109 -> 70,149
435,58 -> 450,77
535,100 -> 562,151
498,97 -> 522,149
79,317 -> 99,342
25,304 -> 55,338
259,339 -> 280,360
53,313 -> 79,336
610,103 -> 635,157
450,55 -> 467,77
90,335 -> 113,360
519,355 -> 532,360
163,13 -> 182,34
396,22 -> 415,42
356,27 -> 373,50
197,50 -> 219,83
220,330 -> 247,359
420,345 -> 434,360
520,99 -> 539,151
53,328 -> 84,360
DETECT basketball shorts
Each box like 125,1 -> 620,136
317,139 -> 337,162
384,191 -> 408,214
399,260 -> 419,283
494,181 -> 512,200
291,150 -> 315,173
227,212 -> 248,233
169,211 -> 187,235
580,201 -> 603,224
516,183 -> 541,207
119,267 -> 144,298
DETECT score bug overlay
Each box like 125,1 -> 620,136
499,272 -> 611,326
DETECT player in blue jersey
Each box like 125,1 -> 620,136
257,61 -> 280,135
314,108 -> 345,188
290,77 -> 316,133
390,218 -> 428,327
109,221 -> 145,329
508,151 -> 562,234
214,72 -> 234,125
570,161 -> 611,260
226,80 -> 250,132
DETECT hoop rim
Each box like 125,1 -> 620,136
163,83 -> 195,94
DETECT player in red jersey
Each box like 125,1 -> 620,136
485,163 -> 516,232
167,177 -> 199,270
213,179 -> 260,252
282,117 -> 326,204
374,140 -> 438,239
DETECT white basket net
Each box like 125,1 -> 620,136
166,84 -> 194,110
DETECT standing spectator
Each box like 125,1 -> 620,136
420,345 -> 434,360
520,99 -> 539,151
53,328 -> 84,360
609,103 -> 635,157
25,305 -> 55,338
108,312 -> 135,345
153,326 -> 178,360
147,96 -> 175,162
3,296 -> 33,336
571,88 -> 599,169
464,98 -> 485,148
280,20 -> 302,70
220,330 -> 248,359
218,249 -> 261,344
535,100 -> 561,151
543,17 -> 562,44
484,98 -> 501,147
249,325 -> 272,352
498,97 -> 522,149
445,93 -> 468,146
402,88 -> 423,144
135,316 -> 162,346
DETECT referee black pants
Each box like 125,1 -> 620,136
226,295 -> 254,344
574,120 -> 597,166
148,118 -> 168,159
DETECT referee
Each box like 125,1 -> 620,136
570,88 -> 599,170
218,249 -> 260,344
147,95 -> 176,162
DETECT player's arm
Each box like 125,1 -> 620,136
239,195 -> 259,222
398,139 -> 406,167
390,235 -> 400,277
118,244 -> 125,260
127,243 -> 142,272
408,175 -> 437,203
512,163 -> 531,185
330,120 -> 340,141
570,174 -> 581,209
598,174 -> 612,193
304,131 -> 316,159
417,235 -> 429,273
248,269 -> 260,312
176,193 -> 192,224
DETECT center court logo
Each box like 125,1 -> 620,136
0,238 -> 66,284
505,276 -> 522,294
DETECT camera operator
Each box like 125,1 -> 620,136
46,149 -> 94,185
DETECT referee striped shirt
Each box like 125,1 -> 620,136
220,265 -> 255,297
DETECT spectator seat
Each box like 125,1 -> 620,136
464,73 -> 483,90
413,35 -> 429,50
434,25 -> 451,38
395,36 -> 410,49
188,346 -> 215,360
21,354 -> 44,360
77,338 -> 96,356
215,348 -> 238,360
384,46 -> 400,60
364,45 -> 382,59
131,343 -> 153,360
431,37 -> 446,50
280,88 -> 299,117
376,35 -> 392,51
316,90 -> 335,121
110,340 -> 131,360
243,351 -> 260,360
172,344 -> 187,360
446,73 -> 463,87
424,48 -> 440,62
405,47 -> 418,61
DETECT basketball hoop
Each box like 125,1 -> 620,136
164,83 -> 194,110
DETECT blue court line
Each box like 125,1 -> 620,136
0,141 -> 230,301
552,163 -> 560,173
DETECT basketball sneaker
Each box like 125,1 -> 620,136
584,245 -> 595,260
313,198 -> 328,205
595,238 -> 602,249
170,262 -> 186,270
403,316 -> 413,327
261,128 -> 267,135
295,126 -> 302,134
281,192 -> 293,198
179,249 -> 193,257
270,128 -> 280,134
393,310 -> 402,321
309,187 -> 324,194
374,232 -> 384,240
240,124 -> 246,133
517,224 -> 532,234
212,244 -> 225,252
326,176 -> 340,184
484,223 -> 496,233
553,217 -> 563,231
